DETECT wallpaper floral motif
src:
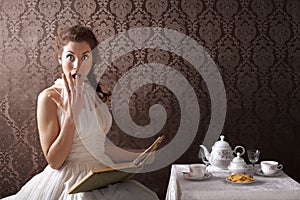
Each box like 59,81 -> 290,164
0,0 -> 299,199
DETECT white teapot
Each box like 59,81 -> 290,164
199,135 -> 245,170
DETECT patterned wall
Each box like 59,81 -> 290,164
0,0 -> 299,199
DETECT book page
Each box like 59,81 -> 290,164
133,135 -> 165,166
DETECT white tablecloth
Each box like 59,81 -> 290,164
166,164 -> 300,200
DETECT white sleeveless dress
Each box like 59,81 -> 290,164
2,79 -> 159,200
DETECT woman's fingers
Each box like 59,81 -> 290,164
67,72 -> 75,91
62,73 -> 70,94
61,73 -> 85,118
74,74 -> 85,97
81,83 -> 85,95
62,73 -> 74,105
75,74 -> 80,86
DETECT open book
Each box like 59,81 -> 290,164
69,135 -> 165,194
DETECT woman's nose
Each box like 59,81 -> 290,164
73,59 -> 82,71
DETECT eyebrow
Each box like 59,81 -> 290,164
66,50 -> 90,55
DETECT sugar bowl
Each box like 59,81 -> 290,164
228,152 -> 247,174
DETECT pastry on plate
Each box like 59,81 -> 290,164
227,173 -> 255,183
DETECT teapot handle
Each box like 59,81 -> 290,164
233,146 -> 245,156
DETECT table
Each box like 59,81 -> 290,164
166,164 -> 300,200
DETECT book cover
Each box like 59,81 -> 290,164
69,135 -> 164,194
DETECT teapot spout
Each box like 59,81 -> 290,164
199,145 -> 210,161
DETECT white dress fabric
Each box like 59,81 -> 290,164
2,79 -> 159,200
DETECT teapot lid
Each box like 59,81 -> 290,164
214,135 -> 230,148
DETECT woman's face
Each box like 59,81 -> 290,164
59,41 -> 93,81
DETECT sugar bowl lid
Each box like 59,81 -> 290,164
232,152 -> 246,164
230,152 -> 246,167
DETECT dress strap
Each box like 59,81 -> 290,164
52,87 -> 63,97
52,78 -> 64,97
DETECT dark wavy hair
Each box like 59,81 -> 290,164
55,25 -> 111,102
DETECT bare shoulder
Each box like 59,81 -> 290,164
37,87 -> 60,126
38,86 -> 61,107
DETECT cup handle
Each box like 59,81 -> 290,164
233,146 -> 245,156
277,164 -> 283,170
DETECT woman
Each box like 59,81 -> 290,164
2,25 -> 159,200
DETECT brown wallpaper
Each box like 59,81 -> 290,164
0,0 -> 299,199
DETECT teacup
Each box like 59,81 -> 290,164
261,161 -> 283,175
189,164 -> 206,178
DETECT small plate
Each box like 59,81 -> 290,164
254,169 -> 284,177
182,172 -> 212,181
225,178 -> 257,185
225,174 -> 256,185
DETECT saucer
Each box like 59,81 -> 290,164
182,172 -> 212,181
254,169 -> 284,177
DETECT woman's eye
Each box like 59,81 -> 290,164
82,55 -> 89,61
66,54 -> 75,61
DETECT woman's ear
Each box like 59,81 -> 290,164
58,57 -> 62,65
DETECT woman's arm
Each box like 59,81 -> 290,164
37,89 -> 75,170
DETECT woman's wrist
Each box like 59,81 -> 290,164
64,115 -> 75,127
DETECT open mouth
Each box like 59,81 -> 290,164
71,74 -> 82,80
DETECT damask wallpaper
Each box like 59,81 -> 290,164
0,0 -> 299,199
